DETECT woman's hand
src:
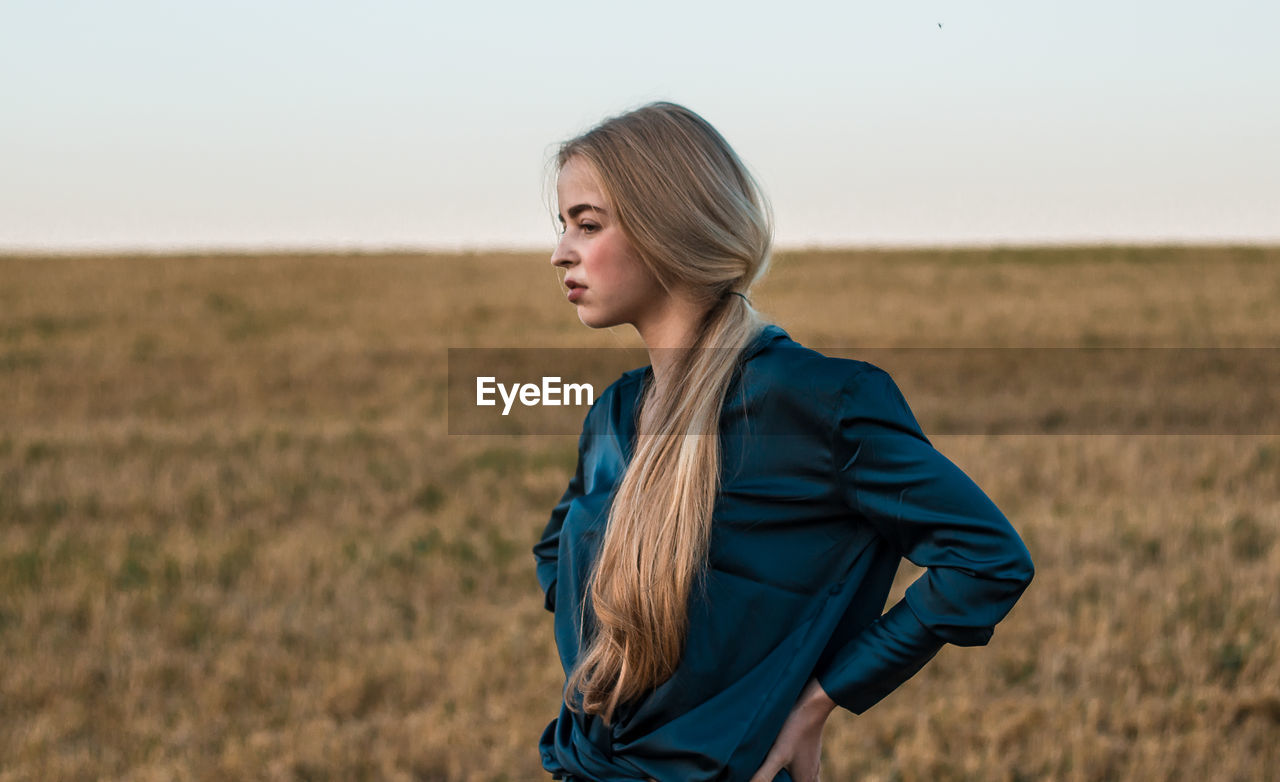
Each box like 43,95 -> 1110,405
749,677 -> 838,782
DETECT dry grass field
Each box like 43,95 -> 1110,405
2,245 -> 1278,781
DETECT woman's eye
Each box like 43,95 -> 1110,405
580,223 -> 599,233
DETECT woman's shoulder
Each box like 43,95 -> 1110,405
574,364 -> 647,437
747,325 -> 899,402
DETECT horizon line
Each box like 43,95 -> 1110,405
3,236 -> 1279,258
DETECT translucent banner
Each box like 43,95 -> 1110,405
447,347 -> 1280,435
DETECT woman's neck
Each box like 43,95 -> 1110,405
636,295 -> 710,392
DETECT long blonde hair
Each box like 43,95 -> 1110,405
553,102 -> 774,724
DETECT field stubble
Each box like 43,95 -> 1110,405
1,246 -> 1278,781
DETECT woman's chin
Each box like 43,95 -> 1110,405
577,310 -> 620,330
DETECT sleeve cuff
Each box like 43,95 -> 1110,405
815,598 -> 945,714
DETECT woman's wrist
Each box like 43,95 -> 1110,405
800,677 -> 837,719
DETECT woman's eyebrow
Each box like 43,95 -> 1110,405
558,203 -> 607,223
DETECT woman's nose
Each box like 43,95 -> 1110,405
551,235 -> 575,268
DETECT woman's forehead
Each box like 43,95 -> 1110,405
557,158 -> 610,206
559,156 -> 602,187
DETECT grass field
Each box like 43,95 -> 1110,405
2,246 -> 1278,781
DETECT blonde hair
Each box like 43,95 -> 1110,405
553,101 -> 774,724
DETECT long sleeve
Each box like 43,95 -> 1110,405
813,367 -> 1035,714
532,424 -> 590,613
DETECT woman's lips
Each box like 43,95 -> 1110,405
567,286 -> 585,303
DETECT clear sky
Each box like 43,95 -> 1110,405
2,1 -> 1277,251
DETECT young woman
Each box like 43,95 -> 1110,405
532,101 -> 1034,782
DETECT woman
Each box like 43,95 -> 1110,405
532,101 -> 1034,782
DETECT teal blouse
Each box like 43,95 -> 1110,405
532,324 -> 1034,781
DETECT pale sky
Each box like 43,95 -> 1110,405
2,1 -> 1277,252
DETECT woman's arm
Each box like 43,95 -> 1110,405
531,425 -> 590,613
814,366 -> 1036,713
749,677 -> 837,782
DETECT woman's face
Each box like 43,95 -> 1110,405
551,157 -> 668,330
